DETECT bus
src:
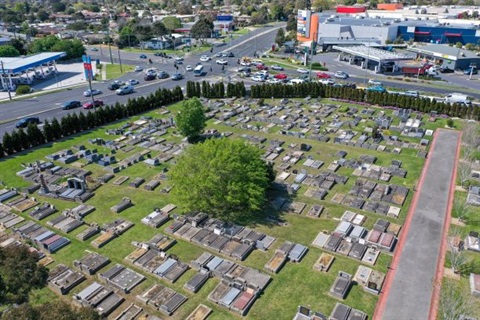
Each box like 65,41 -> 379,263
194,64 -> 204,76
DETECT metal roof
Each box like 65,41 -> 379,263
408,44 -> 480,60
0,52 -> 66,74
333,45 -> 413,62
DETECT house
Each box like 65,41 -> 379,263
141,37 -> 172,50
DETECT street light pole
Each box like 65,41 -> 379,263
117,49 -> 123,73
364,43 -> 370,84
1,61 -> 12,100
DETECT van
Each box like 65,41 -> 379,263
404,91 -> 419,97
444,93 -> 472,105
116,85 -> 134,95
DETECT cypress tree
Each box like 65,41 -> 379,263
2,132 -> 14,155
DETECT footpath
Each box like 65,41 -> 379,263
374,129 -> 461,320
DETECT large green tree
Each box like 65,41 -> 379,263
190,18 -> 213,41
162,16 -> 182,32
1,300 -> 100,320
0,45 -> 20,57
169,138 -> 273,221
175,97 -> 206,141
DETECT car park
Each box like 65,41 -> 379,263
157,71 -> 169,79
83,89 -> 102,97
116,85 -> 134,95
368,79 -> 383,86
271,64 -> 283,71
334,71 -> 349,79
319,78 -> 335,85
172,73 -> 184,80
144,74 -> 156,81
216,59 -> 228,65
83,100 -> 104,109
200,55 -> 210,62
126,79 -> 139,85
140,54 -> 147,59
15,117 -> 40,128
61,100 -> 81,110
134,66 -> 143,72
186,65 -> 193,71
316,72 -> 330,79
297,68 -> 309,74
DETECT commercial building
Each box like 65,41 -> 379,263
408,43 -> 480,70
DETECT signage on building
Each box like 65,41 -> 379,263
217,15 -> 233,21
297,10 -> 311,38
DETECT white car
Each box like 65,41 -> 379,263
200,55 -> 210,62
216,59 -> 228,65
126,79 -> 139,85
267,78 -> 281,84
240,61 -> 251,66
251,75 -> 265,82
368,79 -> 383,86
145,68 -> 157,75
319,78 -> 335,85
134,66 -> 143,72
334,71 -> 349,79
186,65 -> 193,71
83,89 -> 102,97
297,68 -> 309,74
288,78 -> 305,85
271,64 -> 284,71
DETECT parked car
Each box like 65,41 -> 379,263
200,55 -> 210,62
334,71 -> 349,79
464,67 -> 478,75
153,52 -> 162,56
134,66 -> 143,72
266,78 -> 282,84
172,73 -> 184,80
256,64 -> 268,70
108,83 -> 120,90
240,60 -> 251,66
16,117 -> 40,128
237,67 -> 251,73
368,79 -> 383,86
214,52 -> 223,58
139,54 -> 147,59
288,78 -> 305,85
319,78 -> 335,85
216,59 -> 228,65
297,68 -> 309,74
157,71 -> 169,79
404,90 -> 419,97
125,79 -> 139,85
83,89 -> 102,97
116,85 -> 134,95
274,73 -> 288,80
343,83 -> 357,89
61,100 -> 81,110
186,65 -> 193,71
227,52 -> 235,57
144,74 -> 156,81
316,72 -> 330,79
83,100 -> 104,109
439,67 -> 454,73
271,64 -> 284,71
91,47 -> 99,51
367,85 -> 386,93
251,75 -> 265,82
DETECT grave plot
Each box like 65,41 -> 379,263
136,284 -> 187,316
353,265 -> 385,295
48,264 -> 85,295
74,251 -> 110,275
99,264 -> 146,293
114,304 -> 143,320
313,253 -> 335,272
330,271 -> 352,300
185,304 -> 212,320
73,282 -> 124,317
113,176 -> 129,186
306,204 -> 324,218
6,195 -> 37,212
0,211 -> 24,229
29,203 -> 57,220
141,209 -> 170,228
91,219 -> 134,248
111,197 -> 133,213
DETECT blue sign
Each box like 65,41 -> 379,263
82,55 -> 93,81
217,15 -> 233,21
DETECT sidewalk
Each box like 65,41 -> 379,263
374,129 -> 461,320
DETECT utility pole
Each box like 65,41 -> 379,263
117,49 -> 123,73
1,61 -> 12,101
469,63 -> 476,80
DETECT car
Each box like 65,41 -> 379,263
251,75 -> 265,82
343,83 -> 357,89
367,85 -> 386,93
200,55 -> 211,62
256,70 -> 268,77
216,59 -> 228,65
240,61 -> 251,66
15,117 -> 40,128
145,68 -> 157,75
316,72 -> 330,79
157,71 -> 169,79
266,78 -> 282,84
134,66 -> 143,72
368,79 -> 383,86
171,73 -> 184,80
125,79 -> 139,85
153,52 -> 162,56
174,57 -> 184,62
288,78 -> 305,85
297,68 -> 309,74
274,73 -> 288,80
319,78 -> 335,85
91,47 -> 99,52
334,71 -> 349,79
214,52 -> 223,58
61,100 -> 81,110
227,52 -> 234,57
83,100 -> 104,109
271,64 -> 284,71
439,67 -> 454,73
144,74 -> 156,81
139,54 -> 147,59
116,85 -> 134,95
108,83 -> 121,90
83,89 -> 102,97
256,64 -> 268,70
464,68 -> 478,75
404,90 -> 419,97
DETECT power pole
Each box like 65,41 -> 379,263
1,61 -> 12,100
117,49 -> 123,73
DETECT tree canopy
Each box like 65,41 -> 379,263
1,300 -> 100,320
169,138 -> 273,221
175,97 -> 206,141
0,45 -> 20,57
190,18 -> 213,40
162,16 -> 182,32
29,36 -> 85,59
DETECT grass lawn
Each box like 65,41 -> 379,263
105,64 -> 135,80
0,97 -> 458,319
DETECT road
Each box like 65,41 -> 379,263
0,25 -> 283,137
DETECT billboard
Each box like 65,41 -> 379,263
297,10 -> 311,38
217,15 -> 233,21
82,55 -> 93,81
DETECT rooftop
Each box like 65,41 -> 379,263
0,52 -> 66,74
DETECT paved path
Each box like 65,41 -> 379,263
375,129 -> 461,320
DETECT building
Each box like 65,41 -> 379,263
408,44 -> 480,70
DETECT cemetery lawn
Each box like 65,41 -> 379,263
0,97 -> 450,319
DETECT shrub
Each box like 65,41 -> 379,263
447,119 -> 454,127
16,85 -> 32,95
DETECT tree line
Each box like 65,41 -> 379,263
0,86 -> 183,158
249,83 -> 480,120
186,80 -> 246,99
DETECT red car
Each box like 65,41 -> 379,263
256,64 -> 269,70
316,72 -> 330,79
83,100 -> 104,109
274,73 -> 288,80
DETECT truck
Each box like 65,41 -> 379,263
402,66 -> 438,77
444,93 -> 472,105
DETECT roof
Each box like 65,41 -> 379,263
332,45 -> 412,62
408,44 -> 480,60
0,52 -> 66,74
